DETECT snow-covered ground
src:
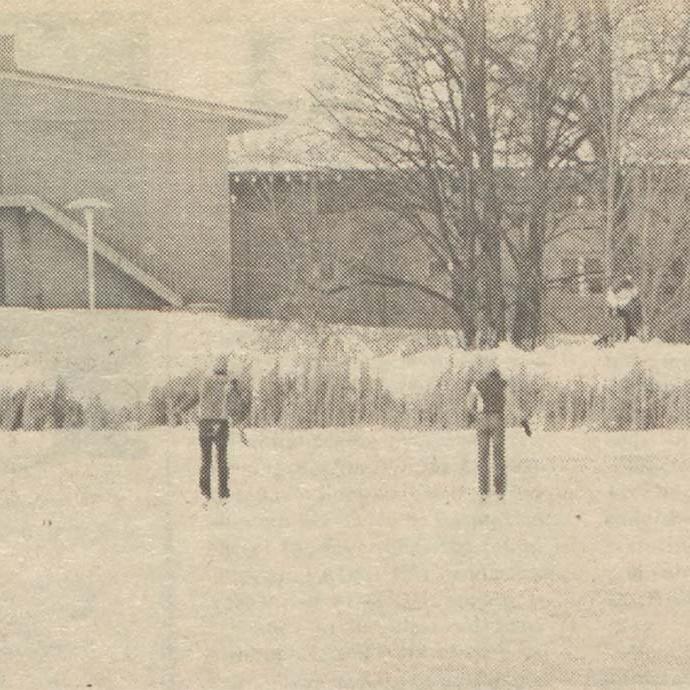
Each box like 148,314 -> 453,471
3,427 -> 690,688
2,308 -> 690,413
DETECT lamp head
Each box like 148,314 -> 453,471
66,198 -> 112,211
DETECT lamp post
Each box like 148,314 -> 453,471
66,198 -> 112,310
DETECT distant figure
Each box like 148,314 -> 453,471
182,356 -> 252,504
466,367 -> 531,501
606,275 -> 643,341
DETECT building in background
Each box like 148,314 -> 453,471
0,34 -> 283,310
226,162 -> 611,336
2,35 -> 681,339
226,119 -> 690,341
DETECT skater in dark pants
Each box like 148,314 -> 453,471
199,421 -> 230,502
198,360 -> 232,502
180,357 -> 252,505
466,367 -> 531,501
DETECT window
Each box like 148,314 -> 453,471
560,255 -> 604,295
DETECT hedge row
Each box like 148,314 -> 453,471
3,359 -> 688,432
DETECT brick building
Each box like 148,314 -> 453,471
0,34 -> 283,310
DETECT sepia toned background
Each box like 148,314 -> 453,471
2,1 -> 690,688
1,0 -> 369,112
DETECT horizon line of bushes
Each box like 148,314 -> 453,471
1,358 -> 688,433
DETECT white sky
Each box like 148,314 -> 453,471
1,0 -> 370,115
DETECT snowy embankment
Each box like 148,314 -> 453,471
0,307 -> 689,430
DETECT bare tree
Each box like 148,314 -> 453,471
571,0 -> 690,280
491,0 -> 586,345
311,0 -> 506,347
311,0 -> 690,346
493,0 -> 690,343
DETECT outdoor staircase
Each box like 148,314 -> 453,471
0,194 -> 184,308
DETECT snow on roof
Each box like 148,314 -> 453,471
227,118 -> 376,172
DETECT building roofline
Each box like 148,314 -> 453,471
0,67 -> 285,131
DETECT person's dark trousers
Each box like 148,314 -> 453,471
476,413 -> 506,496
198,419 -> 230,498
622,317 -> 639,341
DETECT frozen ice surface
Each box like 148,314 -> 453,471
3,426 -> 690,688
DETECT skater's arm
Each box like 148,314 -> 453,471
466,384 -> 481,424
466,385 -> 480,413
229,410 -> 249,445
227,385 -> 251,444
506,387 -> 531,436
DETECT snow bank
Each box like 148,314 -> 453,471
0,309 -> 449,407
0,308 -> 689,413
372,338 -> 690,401
0,309 -> 266,407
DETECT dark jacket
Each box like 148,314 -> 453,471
621,294 -> 643,330
475,371 -> 507,415
466,370 -> 522,420
607,285 -> 643,332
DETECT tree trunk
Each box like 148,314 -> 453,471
512,243 -> 545,347
466,0 -> 505,340
511,0 -> 562,347
451,258 -> 478,348
513,158 -> 550,346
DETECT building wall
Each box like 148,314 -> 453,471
229,177 -> 612,334
541,209 -> 608,334
0,78 -> 231,307
230,203 -> 460,329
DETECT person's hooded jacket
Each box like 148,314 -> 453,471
179,360 -> 252,425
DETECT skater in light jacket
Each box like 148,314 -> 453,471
180,356 -> 252,502
606,275 -> 643,341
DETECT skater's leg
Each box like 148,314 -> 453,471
477,426 -> 491,496
216,423 -> 230,499
493,424 -> 506,496
199,431 -> 213,499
